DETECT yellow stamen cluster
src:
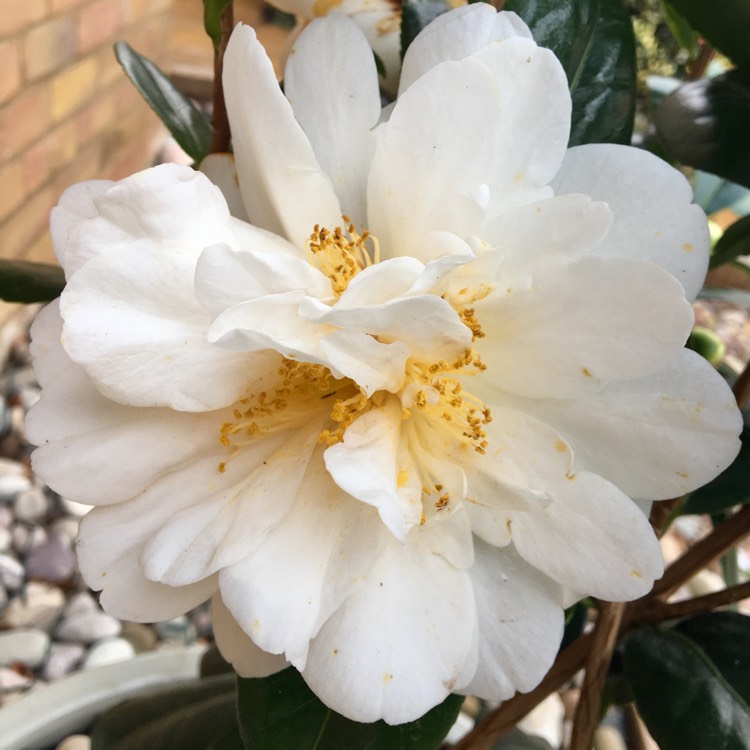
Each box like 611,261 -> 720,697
307,215 -> 380,296
405,349 -> 492,455
218,359 -> 337,470
319,389 -> 375,446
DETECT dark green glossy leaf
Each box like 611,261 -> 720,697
204,0 -> 233,48
711,215 -> 750,270
663,0 -> 750,65
623,626 -> 750,750
0,259 -> 65,303
681,427 -> 750,515
114,41 -> 211,163
504,0 -> 636,146
674,612 -> 750,705
401,0 -> 454,61
491,728 -> 554,749
91,674 -> 236,750
208,725 -> 246,750
237,666 -> 463,750
656,67 -> 750,190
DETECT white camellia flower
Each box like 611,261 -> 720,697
28,5 -> 741,726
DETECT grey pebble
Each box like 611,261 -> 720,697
56,610 -> 122,644
0,628 -> 50,669
82,637 -> 135,669
14,487 -> 48,523
0,553 -> 24,591
43,642 -> 85,681
0,464 -> 31,502
0,581 -> 66,631
26,531 -> 77,583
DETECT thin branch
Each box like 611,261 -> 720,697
638,580 -> 750,623
210,3 -> 234,154
569,602 -> 625,750
685,42 -> 715,81
452,635 -> 592,750
649,504 -> 750,601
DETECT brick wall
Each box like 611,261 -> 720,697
0,0 -> 173,320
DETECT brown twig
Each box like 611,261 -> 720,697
569,602 -> 626,750
637,580 -> 750,623
452,635 -> 592,750
685,42 -> 716,81
649,504 -> 750,601
210,3 -> 234,154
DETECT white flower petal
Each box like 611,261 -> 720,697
303,532 -> 476,724
60,242 -> 254,412
460,542 -> 563,699
285,14 -> 380,228
141,422 -> 324,586
195,239 -> 330,318
473,38 -> 571,204
212,593 -> 288,677
476,256 -> 694,399
27,305 -> 240,504
50,180 -> 113,277
320,329 -> 409,395
399,4 -> 531,95
324,397 -> 422,541
476,409 -> 664,599
208,290 -> 332,362
484,193 -> 613,278
334,256 -> 425,308
220,455 -> 385,666
509,469 -> 664,600
223,24 -> 341,248
199,153 -> 249,220
513,349 -> 743,499
313,292 -> 472,363
551,144 -> 710,301
54,166 -> 232,280
78,504 -> 217,622
368,56 -> 501,261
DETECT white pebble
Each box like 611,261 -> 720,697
14,487 -> 48,522
0,628 -> 50,669
0,581 -> 66,631
56,611 -> 122,645
0,526 -> 12,552
82,638 -> 135,669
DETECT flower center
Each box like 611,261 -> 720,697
402,349 -> 491,455
306,216 -> 380,296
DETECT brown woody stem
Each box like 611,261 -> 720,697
637,580 -> 750,623
210,3 -> 234,154
569,602 -> 626,750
